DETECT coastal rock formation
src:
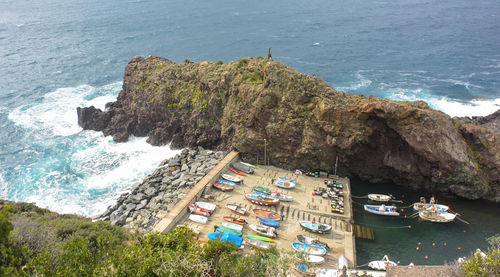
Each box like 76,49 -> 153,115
97,147 -> 227,231
77,56 -> 500,201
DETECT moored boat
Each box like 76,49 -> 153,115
299,221 -> 332,234
413,202 -> 450,212
223,216 -> 246,225
253,208 -> 280,220
217,179 -> 237,187
189,214 -> 208,224
368,255 -> 397,271
297,235 -> 330,249
226,204 -> 246,215
195,201 -> 216,212
277,176 -> 297,183
222,221 -> 244,231
187,204 -> 212,217
245,235 -> 274,243
221,174 -> 242,183
249,224 -> 277,238
229,168 -> 247,176
244,237 -> 275,249
252,185 -> 271,194
245,193 -> 280,206
273,179 -> 296,189
207,232 -> 243,247
292,242 -> 327,256
368,194 -> 392,202
418,210 -> 456,223
215,225 -> 242,236
364,204 -> 399,216
213,182 -> 234,192
259,218 -> 280,228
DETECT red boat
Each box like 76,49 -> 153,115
187,204 -> 212,217
230,168 -> 247,176
245,193 -> 280,206
223,216 -> 246,225
213,182 -> 234,192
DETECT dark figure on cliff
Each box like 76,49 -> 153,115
266,47 -> 273,61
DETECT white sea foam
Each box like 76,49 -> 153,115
337,71 -> 372,91
0,173 -> 7,199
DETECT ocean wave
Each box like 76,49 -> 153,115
336,71 -> 373,91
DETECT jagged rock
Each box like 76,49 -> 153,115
181,164 -> 189,172
144,187 -> 157,197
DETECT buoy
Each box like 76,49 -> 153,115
444,242 -> 447,246
425,256 -> 428,260
458,247 -> 462,251
416,247 -> 420,251
404,215 -> 407,218
401,208 -> 405,212
418,242 -> 422,246
463,230 -> 467,233
402,194 -> 405,198
408,225 -> 412,229
432,242 -> 436,247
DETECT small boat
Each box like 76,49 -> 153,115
213,182 -> 234,192
307,255 -> 325,264
207,232 -> 243,247
259,218 -> 280,228
292,242 -> 327,256
364,204 -> 399,216
217,179 -> 237,187
249,224 -> 277,238
297,235 -> 330,249
189,214 -> 208,224
253,190 -> 293,202
226,204 -> 246,215
368,255 -> 397,271
229,168 -> 247,176
253,208 -> 280,220
244,237 -> 275,249
231,162 -> 254,174
187,204 -> 212,217
273,179 -> 296,189
413,202 -> 450,212
195,202 -> 216,212
245,193 -> 280,206
215,226 -> 242,237
299,221 -> 332,234
295,264 -> 316,276
252,185 -> 271,194
368,194 -> 392,202
223,216 -> 246,225
240,161 -> 258,169
418,210 -> 456,223
278,176 -> 297,183
221,174 -> 242,183
222,221 -> 244,231
245,235 -> 274,243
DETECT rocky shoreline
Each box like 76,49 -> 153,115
96,147 -> 227,232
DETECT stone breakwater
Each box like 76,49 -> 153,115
97,147 -> 227,232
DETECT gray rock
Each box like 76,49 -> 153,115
126,203 -> 137,211
171,178 -> 182,187
131,193 -> 146,204
136,199 -> 149,210
144,187 -> 157,196
181,163 -> 189,172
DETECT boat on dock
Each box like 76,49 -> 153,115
273,179 -> 296,189
297,235 -> 330,249
245,193 -> 280,206
418,210 -> 456,223
229,168 -> 247,176
215,226 -> 242,236
217,179 -> 237,187
252,185 -> 271,194
226,204 -> 246,215
213,182 -> 234,192
187,204 -> 212,217
252,190 -> 293,202
189,214 -> 208,224
413,202 -> 450,212
223,216 -> 246,225
277,176 -> 297,183
207,232 -> 243,247
368,194 -> 392,202
249,224 -> 277,238
245,235 -> 274,243
244,237 -> 275,249
259,218 -> 280,228
368,255 -> 397,271
221,174 -> 242,183
240,161 -> 258,169
306,255 -> 325,264
364,204 -> 399,216
299,221 -> 332,234
253,208 -> 281,220
292,242 -> 327,256
295,264 -> 316,276
194,202 -> 216,212
231,162 -> 254,174
222,221 -> 244,231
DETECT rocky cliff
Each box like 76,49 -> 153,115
77,56 -> 500,201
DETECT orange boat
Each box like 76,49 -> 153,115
187,204 -> 212,217
213,182 -> 234,192
223,216 -> 246,225
230,168 -> 247,176
253,208 -> 280,220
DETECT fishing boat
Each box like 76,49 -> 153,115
295,264 -> 316,276
299,221 -> 332,234
364,204 -> 399,216
245,235 -> 274,243
273,179 -> 296,189
217,179 -> 237,187
253,208 -> 280,220
215,225 -> 242,237
413,202 -> 450,212
222,221 -> 244,231
244,237 -> 275,249
306,255 -> 325,264
259,218 -> 280,228
207,232 -> 243,247
252,190 -> 293,202
292,242 -> 327,256
229,168 -> 247,176
231,162 -> 254,174
252,185 -> 271,194
187,204 -> 212,217
277,176 -> 297,183
189,214 -> 208,224
221,174 -> 242,183
226,204 -> 246,215
368,194 -> 392,202
240,161 -> 258,169
245,193 -> 280,206
223,216 -> 246,225
249,224 -> 277,238
213,182 -> 234,192
194,201 -> 216,212
368,255 -> 397,271
418,210 -> 456,223
297,235 -> 330,249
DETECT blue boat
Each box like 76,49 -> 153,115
292,242 -> 327,256
278,176 -> 297,183
217,179 -> 237,186
207,232 -> 243,247
259,218 -> 280,228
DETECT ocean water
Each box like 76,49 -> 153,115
1,0 -> 499,264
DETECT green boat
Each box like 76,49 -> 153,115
245,235 -> 275,243
252,186 -> 271,194
240,162 -> 258,169
215,226 -> 242,237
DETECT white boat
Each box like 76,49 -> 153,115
221,174 -> 242,183
364,204 -> 399,216
368,255 -> 397,271
249,224 -> 277,238
306,255 -> 325,264
226,204 -> 247,215
245,237 -> 274,249
368,194 -> 392,202
273,179 -> 296,189
195,201 -> 216,212
222,221 -> 244,231
188,214 -> 208,224
413,202 -> 449,212
278,176 -> 297,183
418,210 -> 456,223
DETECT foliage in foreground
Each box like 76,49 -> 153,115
461,234 -> 500,277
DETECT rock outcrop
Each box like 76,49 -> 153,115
77,56 -> 500,201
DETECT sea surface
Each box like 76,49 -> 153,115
1,0 -> 499,265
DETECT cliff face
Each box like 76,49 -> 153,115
77,56 -> 500,201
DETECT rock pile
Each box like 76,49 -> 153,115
97,147 -> 227,232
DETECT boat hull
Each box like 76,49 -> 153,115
418,210 -> 456,222
253,208 -> 280,220
413,203 -> 449,212
368,194 -> 392,202
221,174 -> 242,183
229,168 -> 247,176
299,221 -> 332,234
259,218 -> 280,228
364,205 -> 399,216
245,193 -> 280,206
222,221 -> 244,231
292,242 -> 327,256
273,179 -> 296,189
195,202 -> 216,212
226,204 -> 246,215
189,214 -> 208,224
249,224 -> 277,238
297,235 -> 329,249
207,232 -> 243,247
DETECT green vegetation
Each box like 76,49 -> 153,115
462,234 -> 500,277
0,202 -> 309,276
